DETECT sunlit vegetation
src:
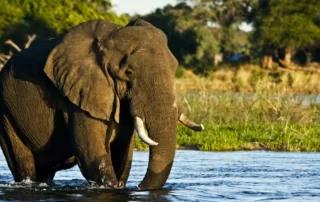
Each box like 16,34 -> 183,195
175,65 -> 320,94
135,67 -> 320,151
0,0 -> 128,68
176,91 -> 320,152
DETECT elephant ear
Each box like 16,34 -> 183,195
44,20 -> 121,122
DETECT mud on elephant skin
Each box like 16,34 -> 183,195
0,19 -> 203,190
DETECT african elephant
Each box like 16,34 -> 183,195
0,19 -> 203,190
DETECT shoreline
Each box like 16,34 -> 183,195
0,146 -> 318,152
134,141 -> 320,152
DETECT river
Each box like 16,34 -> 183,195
0,151 -> 320,201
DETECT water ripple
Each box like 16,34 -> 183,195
0,151 -> 320,201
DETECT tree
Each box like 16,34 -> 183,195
143,1 -> 253,73
143,3 -> 220,73
252,0 -> 320,67
0,0 -> 128,53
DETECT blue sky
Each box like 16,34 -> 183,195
111,0 -> 177,15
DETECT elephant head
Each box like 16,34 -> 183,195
43,19 -> 203,190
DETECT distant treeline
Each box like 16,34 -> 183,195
1,0 -> 320,73
139,0 -> 320,72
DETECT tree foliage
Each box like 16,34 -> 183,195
143,3 -> 219,72
254,0 -> 320,48
0,0 -> 128,52
174,0 -> 320,68
197,0 -> 255,26
251,0 -> 320,65
143,1 -> 251,73
2,0 -> 320,70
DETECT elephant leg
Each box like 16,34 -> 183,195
0,130 -> 16,179
110,99 -> 135,188
111,134 -> 134,188
0,114 -> 37,182
33,157 -> 77,184
34,165 -> 56,184
69,108 -> 118,188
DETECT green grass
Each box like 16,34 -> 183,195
134,90 -> 320,151
177,123 -> 320,151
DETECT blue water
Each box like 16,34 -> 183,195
0,150 -> 320,201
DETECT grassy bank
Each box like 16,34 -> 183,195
135,66 -> 320,151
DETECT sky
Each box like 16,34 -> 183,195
111,0 -> 177,15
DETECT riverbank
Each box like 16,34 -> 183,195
135,65 -> 320,151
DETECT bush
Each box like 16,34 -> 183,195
175,65 -> 185,78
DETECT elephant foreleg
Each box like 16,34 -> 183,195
69,109 -> 118,188
110,99 -> 135,188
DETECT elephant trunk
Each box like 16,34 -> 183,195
137,106 -> 177,190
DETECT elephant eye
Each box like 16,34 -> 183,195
125,68 -> 133,77
120,56 -> 128,68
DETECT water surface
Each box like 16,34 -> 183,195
1,151 -> 320,201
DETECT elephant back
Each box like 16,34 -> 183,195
0,38 -> 59,85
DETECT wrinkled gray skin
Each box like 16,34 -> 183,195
0,19 -> 199,190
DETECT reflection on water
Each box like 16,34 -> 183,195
0,187 -> 174,201
1,151 -> 320,201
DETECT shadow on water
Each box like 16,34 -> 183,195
0,184 -> 173,201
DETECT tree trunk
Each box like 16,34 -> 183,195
262,54 -> 273,69
306,52 -> 311,65
213,53 -> 223,66
284,48 -> 292,66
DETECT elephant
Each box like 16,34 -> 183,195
0,19 -> 203,190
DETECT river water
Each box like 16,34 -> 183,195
0,150 -> 320,201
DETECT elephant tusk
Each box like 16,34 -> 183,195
179,113 -> 204,132
134,116 -> 158,146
